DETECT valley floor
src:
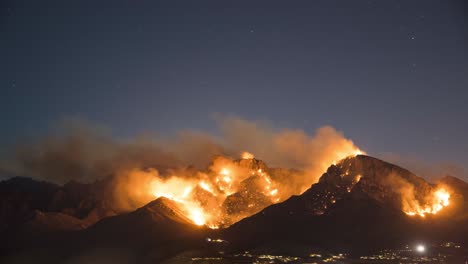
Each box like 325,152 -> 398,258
163,241 -> 467,264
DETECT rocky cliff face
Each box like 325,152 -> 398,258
220,158 -> 277,225
250,155 -> 434,217
223,155 -> 468,252
338,155 -> 433,209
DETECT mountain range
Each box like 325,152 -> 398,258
0,155 -> 467,263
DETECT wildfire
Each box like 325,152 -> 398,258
199,181 -> 216,195
140,148 -> 368,228
220,168 -> 230,176
405,187 -> 451,217
354,174 -> 362,183
189,208 -> 205,226
331,148 -> 365,166
149,178 -> 211,226
145,153 -> 284,227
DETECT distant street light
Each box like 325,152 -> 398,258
416,244 -> 426,253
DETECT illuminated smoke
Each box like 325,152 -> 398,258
1,116 -> 364,227
241,152 -> 255,159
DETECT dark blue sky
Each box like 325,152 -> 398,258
1,1 -> 467,174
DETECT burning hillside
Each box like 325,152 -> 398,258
333,155 -> 453,218
404,187 -> 450,217
222,155 -> 467,253
1,117 -> 374,228
0,118 -> 460,233
116,148 -> 363,228
1,153 -> 467,263
113,151 -> 457,228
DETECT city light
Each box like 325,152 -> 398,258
416,244 -> 426,253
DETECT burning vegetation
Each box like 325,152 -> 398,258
404,187 -> 451,217
148,152 -> 281,227
1,117 -> 458,229
115,148 -> 365,228
1,117 -> 370,227
331,155 -> 454,219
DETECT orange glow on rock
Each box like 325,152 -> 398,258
126,147 -> 368,228
405,187 -> 451,217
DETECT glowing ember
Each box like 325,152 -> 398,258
405,187 -> 451,217
354,174 -> 362,183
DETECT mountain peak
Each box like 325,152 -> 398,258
223,155 -> 468,252
329,154 -> 431,190
135,197 -> 196,225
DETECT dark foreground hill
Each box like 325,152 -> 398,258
0,176 -> 118,234
1,197 -> 208,263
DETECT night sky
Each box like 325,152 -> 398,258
1,1 -> 468,177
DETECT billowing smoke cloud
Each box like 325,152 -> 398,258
5,118 -> 182,184
0,115 -> 363,225
2,116 -> 360,184
217,116 -> 362,190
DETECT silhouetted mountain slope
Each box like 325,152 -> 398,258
22,210 -> 87,232
0,177 -> 59,231
223,155 -> 468,253
0,176 -> 118,233
0,198 -> 209,263
84,197 -> 198,239
73,197 -> 209,262
1,155 -> 467,261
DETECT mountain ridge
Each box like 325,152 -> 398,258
1,154 -> 467,262
221,155 -> 468,253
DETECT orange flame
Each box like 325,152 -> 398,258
405,187 -> 451,217
139,149 -> 367,228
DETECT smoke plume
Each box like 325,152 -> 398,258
0,115 -> 363,224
